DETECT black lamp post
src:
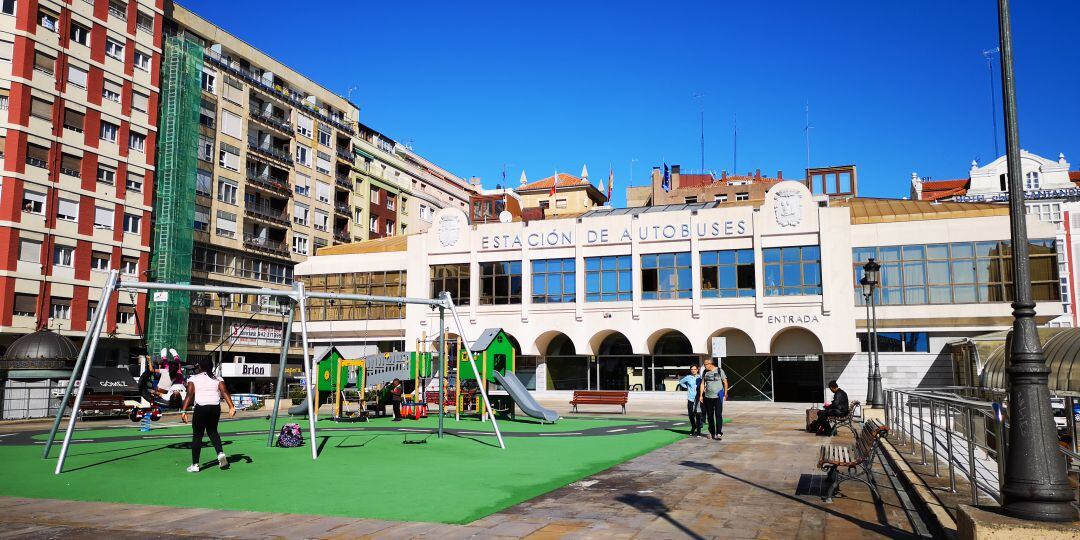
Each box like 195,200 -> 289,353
995,0 -> 1077,522
861,259 -> 883,407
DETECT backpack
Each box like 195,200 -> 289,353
276,423 -> 304,448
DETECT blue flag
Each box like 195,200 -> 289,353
662,163 -> 671,192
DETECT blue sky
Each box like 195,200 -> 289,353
181,0 -> 1079,205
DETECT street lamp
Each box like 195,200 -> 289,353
995,0 -> 1077,522
861,259 -> 883,407
216,292 -> 230,373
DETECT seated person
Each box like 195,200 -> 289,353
816,380 -> 850,425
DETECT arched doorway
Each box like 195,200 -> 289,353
596,332 -> 639,391
538,332 -> 587,390
770,328 -> 825,402
709,329 -> 771,402
650,330 -> 696,392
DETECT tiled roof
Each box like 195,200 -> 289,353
834,198 -> 1008,224
1070,171 -> 1080,183
517,173 -> 592,192
917,178 -> 969,201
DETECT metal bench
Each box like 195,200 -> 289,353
570,390 -> 628,414
817,419 -> 889,503
829,400 -> 862,437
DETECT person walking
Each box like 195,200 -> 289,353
698,360 -> 729,440
180,357 -> 236,473
678,365 -> 704,437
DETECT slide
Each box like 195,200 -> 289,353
287,400 -> 309,416
493,371 -> 559,423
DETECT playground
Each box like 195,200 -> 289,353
2,414 -> 686,524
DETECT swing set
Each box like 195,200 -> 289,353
41,270 -> 505,475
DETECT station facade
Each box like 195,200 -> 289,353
295,181 -> 1064,402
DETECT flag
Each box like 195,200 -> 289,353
607,166 -> 614,200
662,163 -> 671,192
549,171 -> 558,197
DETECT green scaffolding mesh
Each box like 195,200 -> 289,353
147,37 -> 203,360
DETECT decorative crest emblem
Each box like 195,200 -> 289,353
774,189 -> 803,227
438,215 -> 461,247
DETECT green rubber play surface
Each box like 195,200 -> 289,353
3,416 -> 686,524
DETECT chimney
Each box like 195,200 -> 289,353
671,165 -> 681,189
755,169 -> 761,180
777,170 -> 783,180
720,170 -> 727,181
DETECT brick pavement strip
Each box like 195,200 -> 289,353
0,403 -> 924,539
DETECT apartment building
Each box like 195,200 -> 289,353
163,4 -> 359,377
0,0 -> 162,364
351,123 -> 473,241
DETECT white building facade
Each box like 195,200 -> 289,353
297,181 -> 1063,402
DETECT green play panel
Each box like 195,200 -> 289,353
5,416 -> 687,524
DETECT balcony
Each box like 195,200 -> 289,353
242,234 -> 289,256
203,51 -> 355,136
334,175 -> 352,190
247,143 -> 293,166
26,156 -> 48,169
246,171 -> 292,198
334,203 -> 350,216
336,149 -> 353,163
250,108 -> 292,134
333,230 -> 350,244
244,201 -> 290,227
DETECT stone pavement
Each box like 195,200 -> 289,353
0,402 -> 928,539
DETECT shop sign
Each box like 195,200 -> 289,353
480,220 -> 749,250
229,324 -> 283,347
220,363 -> 275,378
954,187 -> 1080,203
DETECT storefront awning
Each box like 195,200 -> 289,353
85,368 -> 136,393
354,148 -> 375,161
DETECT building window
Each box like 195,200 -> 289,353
105,37 -> 124,60
641,252 -> 692,300
370,187 -> 380,205
1024,171 -> 1040,190
50,298 -> 71,320
39,9 -> 58,32
386,196 -> 395,211
69,22 -> 88,44
118,306 -> 135,325
25,143 -> 48,168
13,293 -> 36,317
86,300 -> 98,321
53,245 -> 74,267
1,0 -> 15,17
539,200 -> 550,210
123,213 -> 140,234
0,39 -> 10,63
108,1 -> 127,19
193,204 -> 209,231
419,204 -> 434,222
198,136 -> 214,161
296,115 -> 313,138
430,264 -> 470,305
18,238 -> 41,263
858,332 -> 930,353
218,145 -> 239,171
385,220 -> 395,236
853,240 -> 1060,306
369,216 -> 378,233
121,256 -> 138,276
34,50 -> 55,76
63,109 -> 84,132
215,210 -> 236,238
479,261 -> 522,305
102,80 -> 121,103
217,178 -> 237,205
532,258 -> 575,303
735,192 -> 750,201
305,271 -> 407,321
296,143 -> 311,167
763,245 -> 821,296
317,125 -> 331,147
97,166 -> 116,185
132,92 -> 148,113
555,198 -> 567,209
201,69 -> 216,94
91,251 -> 110,271
315,181 -> 330,203
292,233 -> 309,255
94,206 -> 114,229
1026,202 -> 1062,225
22,191 -> 45,214
294,173 -> 310,197
128,132 -> 145,152
585,255 -> 632,302
195,169 -> 212,197
30,97 -> 52,120
99,121 -> 118,142
136,11 -> 153,33
126,172 -> 143,193
701,249 -> 755,298
314,210 -> 329,232
67,64 -> 87,88
684,196 -> 698,204
57,198 -> 78,221
134,50 -> 150,72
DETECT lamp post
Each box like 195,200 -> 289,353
995,0 -> 1078,522
216,292 -> 229,373
861,259 -> 883,407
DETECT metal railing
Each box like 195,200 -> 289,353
247,143 -> 293,165
885,387 -> 1079,506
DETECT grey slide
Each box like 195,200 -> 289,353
287,399 -> 309,416
493,371 -> 559,423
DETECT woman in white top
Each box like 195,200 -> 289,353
180,357 -> 236,472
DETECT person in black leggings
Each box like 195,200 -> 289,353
180,357 -> 236,473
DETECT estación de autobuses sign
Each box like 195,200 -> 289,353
479,219 -> 751,250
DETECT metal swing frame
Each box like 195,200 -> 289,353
42,271 -> 505,474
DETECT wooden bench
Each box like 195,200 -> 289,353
818,419 -> 889,503
570,390 -> 628,414
829,400 -> 862,437
73,394 -> 127,416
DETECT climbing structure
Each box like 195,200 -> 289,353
147,37 -> 203,359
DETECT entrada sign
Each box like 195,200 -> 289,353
767,314 -> 821,324
480,220 -> 750,250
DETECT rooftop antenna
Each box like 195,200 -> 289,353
346,86 -> 357,101
804,101 -> 814,170
982,47 -> 1001,157
732,113 -> 738,176
693,93 -> 706,173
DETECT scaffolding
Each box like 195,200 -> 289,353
148,37 -> 203,359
